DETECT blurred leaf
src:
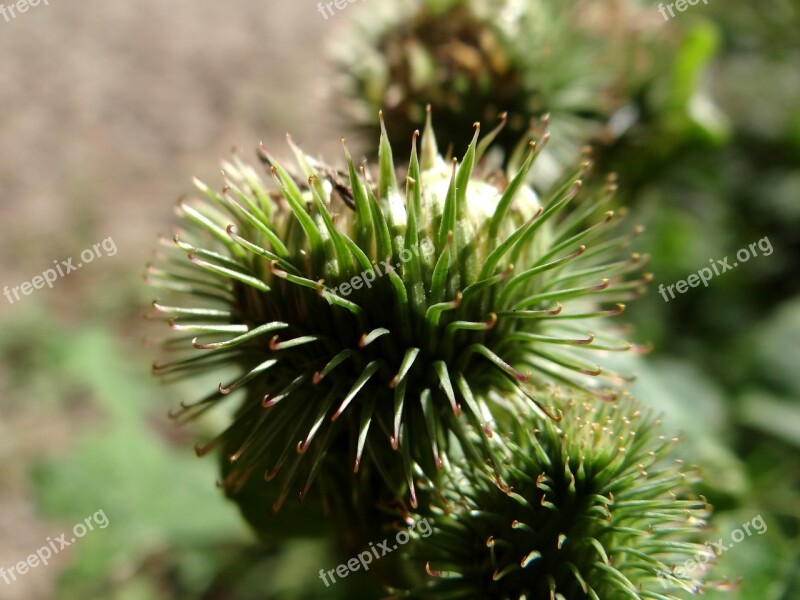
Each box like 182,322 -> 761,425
660,21 -> 730,143
739,391 -> 800,447
29,326 -> 248,598
734,298 -> 800,396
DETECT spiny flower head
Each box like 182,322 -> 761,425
334,0 -> 664,166
147,113 -> 648,511
393,394 -> 712,599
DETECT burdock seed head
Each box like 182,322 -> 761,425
147,112 -> 648,511
334,0 -> 665,167
391,394 -> 713,599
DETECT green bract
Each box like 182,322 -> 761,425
148,115 -> 647,510
393,395 -> 712,599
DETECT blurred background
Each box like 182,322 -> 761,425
0,1 -> 797,599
